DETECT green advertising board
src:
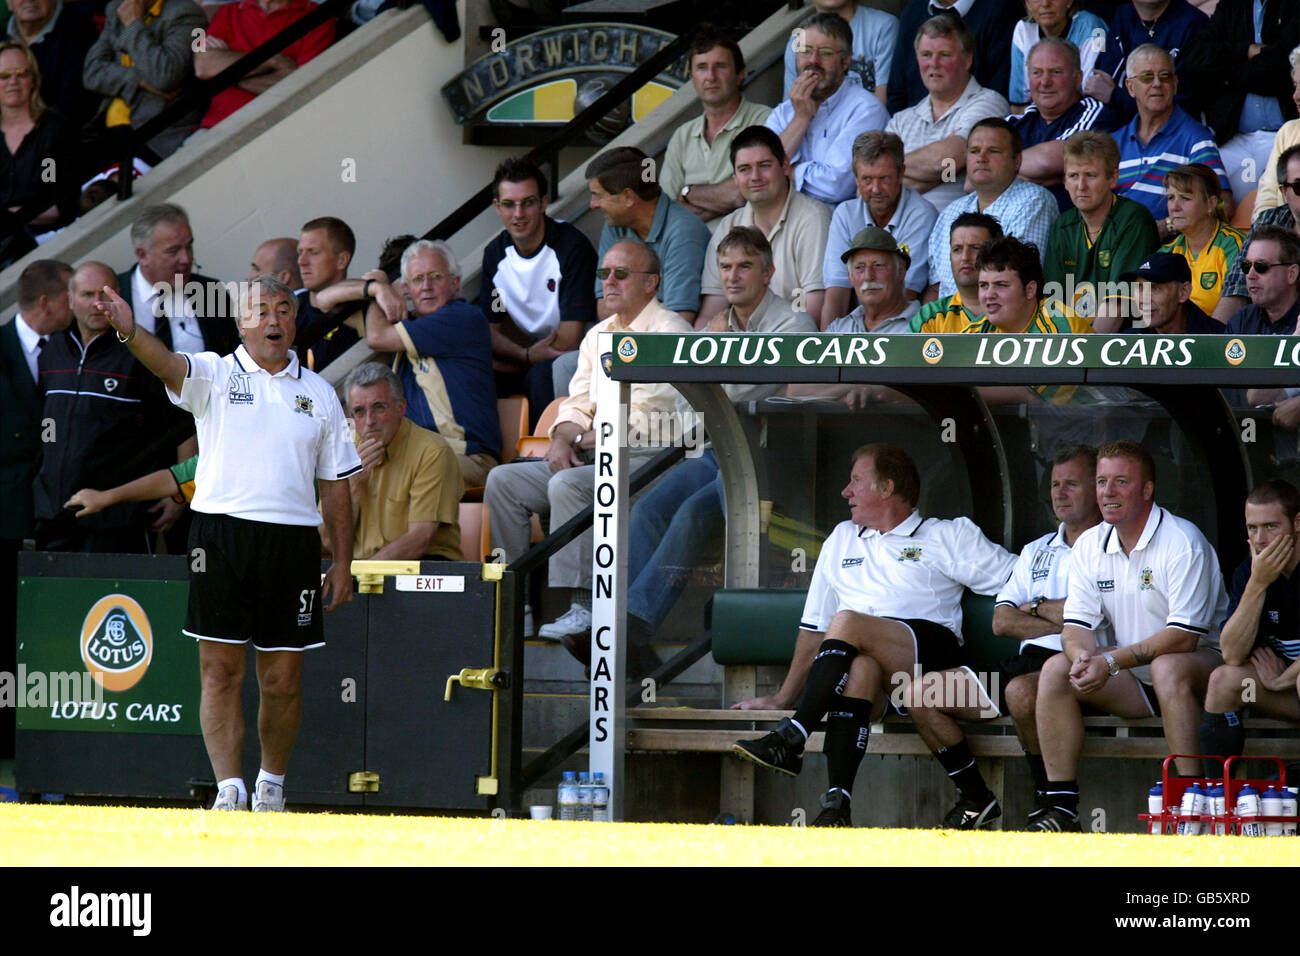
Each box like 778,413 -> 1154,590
15,577 -> 198,735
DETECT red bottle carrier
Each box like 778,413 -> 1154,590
1137,755 -> 1298,835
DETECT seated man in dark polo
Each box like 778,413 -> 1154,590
331,362 -> 463,562
1096,251 -> 1222,334
1224,225 -> 1300,337
363,239 -> 501,488
1199,478 -> 1300,777
732,444 -> 1016,827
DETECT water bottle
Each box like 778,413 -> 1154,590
577,771 -> 594,822
1235,784 -> 1262,836
1147,782 -> 1164,835
1207,782 -> 1226,835
558,771 -> 579,822
1282,788 -> 1298,836
592,771 -> 610,822
1177,782 -> 1204,835
1261,786 -> 1285,836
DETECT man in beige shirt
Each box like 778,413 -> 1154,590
332,362 -> 463,562
484,240 -> 693,648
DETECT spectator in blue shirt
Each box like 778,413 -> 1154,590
1088,0 -> 1209,124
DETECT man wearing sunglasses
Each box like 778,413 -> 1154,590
1216,144 -> 1300,322
484,240 -> 693,655
480,157 -> 596,427
1224,225 -> 1300,336
1114,43 -> 1229,229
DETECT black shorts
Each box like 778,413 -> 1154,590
884,618 -> 963,716
183,512 -> 325,651
994,643 -> 1059,713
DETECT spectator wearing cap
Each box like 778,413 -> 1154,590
1101,251 -> 1223,333
1225,225 -> 1300,336
826,226 -> 918,333
1044,129 -> 1159,317
764,11 -> 890,207
823,130 -> 938,327
695,125 -> 830,329
927,117 -> 1058,298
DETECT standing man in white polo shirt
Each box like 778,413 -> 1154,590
731,444 -> 1015,826
1032,440 -> 1227,832
102,274 -> 362,813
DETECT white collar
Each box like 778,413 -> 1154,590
13,312 -> 44,354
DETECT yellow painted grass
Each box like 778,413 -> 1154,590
1,805 -> 1296,866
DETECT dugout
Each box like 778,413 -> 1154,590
582,331 -> 1300,827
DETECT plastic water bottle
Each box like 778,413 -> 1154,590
1282,788 -> 1298,836
1147,782 -> 1164,835
1235,784 -> 1262,836
1177,782 -> 1204,835
558,771 -> 579,821
577,771 -> 594,822
592,771 -> 610,822
1207,782 -> 1226,835
1261,786 -> 1285,836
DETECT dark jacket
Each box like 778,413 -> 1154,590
0,320 -> 45,540
116,267 -> 242,357
1181,0 -> 1299,143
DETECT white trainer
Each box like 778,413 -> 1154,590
537,604 -> 592,640
212,785 -> 246,811
252,779 -> 286,812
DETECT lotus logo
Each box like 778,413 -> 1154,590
1224,339 -> 1245,365
80,594 -> 153,692
922,338 -> 943,365
617,336 -> 638,362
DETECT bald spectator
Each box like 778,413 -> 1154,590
1113,44 -> 1229,227
1008,0 -> 1108,108
34,263 -> 176,552
783,0 -> 898,104
82,0 -> 207,157
5,0 -> 98,123
1181,0 -> 1298,206
886,15 -> 1011,212
247,237 -> 302,289
661,28 -> 770,227
194,0 -> 335,130
1009,37 -> 1107,210
696,125 -> 830,329
823,130 -> 938,325
887,0 -> 1018,114
764,11 -> 890,207
588,146 -> 710,323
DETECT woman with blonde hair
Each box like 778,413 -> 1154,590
1158,162 -> 1246,315
0,41 -> 77,241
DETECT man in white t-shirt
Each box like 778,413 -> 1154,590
103,274 -> 362,814
731,443 -> 1015,826
1032,439 -> 1227,831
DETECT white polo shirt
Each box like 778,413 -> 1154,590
801,511 -> 1016,641
1063,505 -> 1227,684
167,345 -> 362,526
995,524 -> 1103,653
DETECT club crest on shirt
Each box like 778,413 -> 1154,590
1200,272 -> 1216,291
898,546 -> 922,562
601,351 -> 614,376
294,395 -> 314,415
227,372 -> 254,405
1268,610 -> 1279,624
547,278 -> 557,292
1098,579 -> 1115,592
1139,568 -> 1154,590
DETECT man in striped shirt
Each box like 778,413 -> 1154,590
1114,44 -> 1228,228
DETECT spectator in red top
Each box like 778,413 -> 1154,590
192,0 -> 334,129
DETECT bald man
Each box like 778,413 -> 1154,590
248,238 -> 303,289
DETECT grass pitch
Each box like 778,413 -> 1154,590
1,804 -> 1296,866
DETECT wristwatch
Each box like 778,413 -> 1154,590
680,185 -> 691,202
1030,596 -> 1045,617
1103,651 -> 1120,677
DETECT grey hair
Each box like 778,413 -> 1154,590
1126,42 -> 1173,78
400,239 -> 461,282
130,203 -> 190,251
1027,35 -> 1081,76
343,361 -> 404,405
1290,43 -> 1300,73
241,274 -> 298,321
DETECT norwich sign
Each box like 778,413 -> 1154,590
442,24 -> 685,127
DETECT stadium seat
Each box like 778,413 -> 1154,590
518,397 -> 564,458
1231,189 -> 1256,231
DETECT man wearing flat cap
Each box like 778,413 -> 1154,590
825,226 -> 919,333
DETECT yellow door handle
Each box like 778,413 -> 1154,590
444,667 -> 509,701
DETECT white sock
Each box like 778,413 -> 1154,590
217,777 -> 247,803
256,769 -> 285,788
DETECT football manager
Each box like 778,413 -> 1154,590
102,275 -> 361,813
